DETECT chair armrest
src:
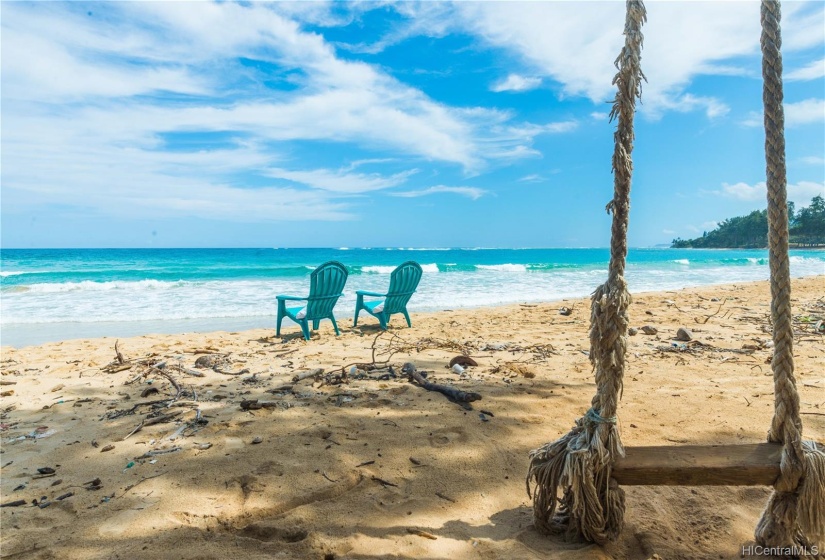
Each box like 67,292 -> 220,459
276,295 -> 307,301
356,291 -> 386,298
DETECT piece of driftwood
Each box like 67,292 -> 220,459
123,411 -> 181,440
292,368 -> 324,383
240,399 -> 289,411
407,528 -> 437,540
448,356 -> 478,368
402,363 -> 481,409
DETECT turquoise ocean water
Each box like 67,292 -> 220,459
1,248 -> 823,347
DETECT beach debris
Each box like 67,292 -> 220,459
13,484 -> 26,491
140,387 -> 160,398
101,444 -> 115,452
292,368 -> 324,383
194,354 -> 249,376
641,325 -> 658,335
407,528 -> 438,540
123,411 -> 182,440
482,342 -> 509,351
84,478 -> 103,491
194,354 -> 225,369
370,475 -> 398,488
451,363 -> 465,375
194,442 -> 212,450
694,297 -> 728,324
50,384 -> 65,393
409,457 -> 423,466
124,461 -> 136,470
134,447 -> 181,461
403,362 -> 481,410
50,479 -> 62,487
251,436 -> 263,444
56,492 -> 74,501
37,467 -> 56,475
435,491 -> 455,503
1,390 -> 14,397
559,306 -> 573,316
449,356 -> 478,368
0,500 -> 27,508
240,399 -> 294,411
675,327 -> 693,341
628,327 -> 638,336
479,413 -> 489,422
356,460 -> 375,468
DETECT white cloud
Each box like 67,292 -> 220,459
395,1 -> 822,119
391,186 -> 486,200
716,180 -> 825,205
2,1 -> 585,229
740,99 -> 824,128
785,99 -> 825,126
518,174 -> 544,183
590,112 -> 609,121
800,155 -> 825,166
265,167 -> 417,194
662,229 -> 676,235
653,93 -> 730,119
491,74 -> 542,93
786,58 -> 825,81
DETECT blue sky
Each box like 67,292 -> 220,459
1,1 -> 823,249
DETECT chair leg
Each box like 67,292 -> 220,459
300,320 -> 311,341
276,301 -> 286,336
353,296 -> 362,327
378,314 -> 388,330
312,319 -> 320,331
330,316 -> 341,336
403,309 -> 412,327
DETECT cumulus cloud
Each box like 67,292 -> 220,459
786,58 -> 825,81
491,74 -> 542,93
740,99 -> 824,128
716,180 -> 825,205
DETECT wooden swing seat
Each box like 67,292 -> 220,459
613,443 -> 782,486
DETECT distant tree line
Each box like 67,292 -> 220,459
672,195 -> 825,248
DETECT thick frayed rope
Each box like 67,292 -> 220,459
755,0 -> 825,552
526,0 -> 645,544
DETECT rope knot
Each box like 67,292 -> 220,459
585,407 -> 618,426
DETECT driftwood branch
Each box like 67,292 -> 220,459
402,363 -> 481,409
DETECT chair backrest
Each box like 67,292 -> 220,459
305,261 -> 348,319
382,261 -> 423,314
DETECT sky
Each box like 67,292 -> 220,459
1,1 -> 823,249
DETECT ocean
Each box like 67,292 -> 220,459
1,247 -> 823,347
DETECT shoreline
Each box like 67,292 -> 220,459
1,276 -> 823,559
3,274 -> 823,349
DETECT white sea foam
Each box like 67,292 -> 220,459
475,264 -> 528,272
2,252 -> 823,346
672,259 -> 690,265
361,266 -> 396,274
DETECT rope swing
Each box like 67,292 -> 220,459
755,0 -> 824,549
526,0 -> 824,549
526,0 -> 646,543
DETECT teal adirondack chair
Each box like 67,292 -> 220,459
353,261 -> 423,330
276,261 -> 348,340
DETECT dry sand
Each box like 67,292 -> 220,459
1,277 -> 823,560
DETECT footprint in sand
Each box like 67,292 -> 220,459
428,426 -> 468,447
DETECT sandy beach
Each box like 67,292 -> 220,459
1,277 -> 823,560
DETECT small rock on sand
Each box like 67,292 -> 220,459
641,325 -> 658,335
675,327 -> 693,341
